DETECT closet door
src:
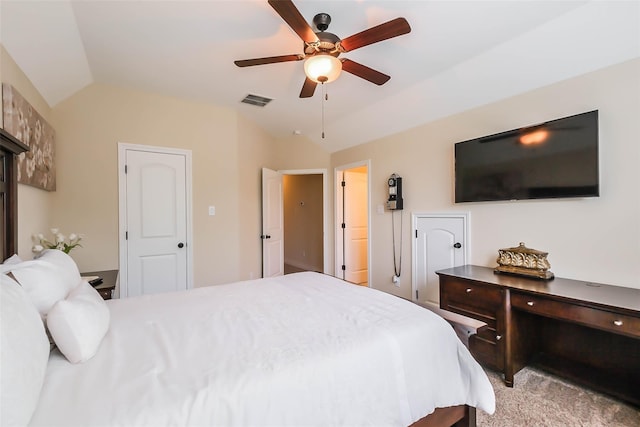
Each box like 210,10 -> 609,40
413,213 -> 468,305
119,144 -> 192,297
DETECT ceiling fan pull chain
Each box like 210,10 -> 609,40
321,82 -> 326,139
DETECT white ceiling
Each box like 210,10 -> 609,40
1,1 -> 638,153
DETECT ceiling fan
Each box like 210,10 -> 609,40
234,0 -> 411,98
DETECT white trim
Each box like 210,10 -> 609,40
411,212 -> 470,303
117,142 -> 194,297
284,259 -> 322,273
278,168 -> 329,275
334,160 -> 372,287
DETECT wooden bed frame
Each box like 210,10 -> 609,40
411,405 -> 476,427
0,126 -> 477,427
1,127 -> 28,261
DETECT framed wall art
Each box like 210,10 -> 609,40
2,83 -> 56,191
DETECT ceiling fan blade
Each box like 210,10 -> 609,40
299,77 -> 317,98
234,54 -> 304,67
339,17 -> 411,52
341,59 -> 390,85
268,0 -> 319,44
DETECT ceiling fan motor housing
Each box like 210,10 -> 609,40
305,31 -> 341,56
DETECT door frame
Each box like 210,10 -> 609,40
117,142 -> 194,297
334,160 -> 371,286
411,212 -> 470,303
279,168 -> 329,274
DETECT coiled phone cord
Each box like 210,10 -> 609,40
392,210 -> 403,277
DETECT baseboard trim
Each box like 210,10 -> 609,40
284,259 -> 321,272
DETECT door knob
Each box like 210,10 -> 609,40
178,242 -> 184,248
453,242 -> 462,249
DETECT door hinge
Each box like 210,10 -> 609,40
341,180 -> 346,187
416,290 -> 419,300
124,164 -> 127,174
415,230 -> 418,238
341,265 -> 346,271
125,231 -> 128,240
341,223 -> 346,229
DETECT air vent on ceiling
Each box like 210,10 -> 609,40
241,94 -> 273,107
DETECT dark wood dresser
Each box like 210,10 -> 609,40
437,265 -> 640,407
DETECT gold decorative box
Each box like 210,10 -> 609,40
495,242 -> 554,280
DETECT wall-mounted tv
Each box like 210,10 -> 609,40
454,110 -> 599,203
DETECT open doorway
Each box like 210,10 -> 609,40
335,161 -> 370,286
261,168 -> 328,277
283,173 -> 324,274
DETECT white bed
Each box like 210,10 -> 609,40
2,253 -> 494,427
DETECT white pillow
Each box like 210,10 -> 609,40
2,249 -> 82,318
34,249 -> 81,286
0,274 -> 50,427
2,254 -> 23,265
47,281 -> 110,364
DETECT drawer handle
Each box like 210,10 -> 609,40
466,288 -> 472,293
613,320 -> 623,327
527,301 -> 534,306
496,335 -> 502,341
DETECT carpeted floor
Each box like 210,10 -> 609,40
477,366 -> 640,426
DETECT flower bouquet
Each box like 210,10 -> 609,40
33,228 -> 83,254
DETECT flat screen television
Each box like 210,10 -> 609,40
454,110 -> 599,203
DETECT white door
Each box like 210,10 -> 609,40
341,169 -> 368,285
413,214 -> 468,304
121,147 -> 190,297
262,168 -> 284,277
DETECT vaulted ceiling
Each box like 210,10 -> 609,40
1,1 -> 638,152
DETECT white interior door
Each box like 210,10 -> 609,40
121,147 -> 190,297
413,214 -> 468,304
343,169 -> 368,285
335,164 -> 369,285
262,168 -> 284,277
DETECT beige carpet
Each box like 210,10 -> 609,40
477,366 -> 640,426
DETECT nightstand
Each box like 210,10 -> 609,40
81,269 -> 118,300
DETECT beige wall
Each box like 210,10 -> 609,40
283,174 -> 323,271
274,134 -> 333,273
2,41 -> 332,285
6,41 -> 637,296
331,58 -> 640,296
50,83 -> 267,286
237,114 -> 278,280
50,83 -> 332,286
0,45 -> 54,260
272,134 -> 332,171
235,125 -> 332,279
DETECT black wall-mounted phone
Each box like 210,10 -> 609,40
386,173 -> 403,210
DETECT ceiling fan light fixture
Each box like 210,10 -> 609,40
304,54 -> 342,84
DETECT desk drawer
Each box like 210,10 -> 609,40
511,292 -> 640,339
469,331 -> 503,370
441,278 -> 502,321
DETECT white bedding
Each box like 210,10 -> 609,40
30,272 -> 494,426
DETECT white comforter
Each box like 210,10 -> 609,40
30,272 -> 494,427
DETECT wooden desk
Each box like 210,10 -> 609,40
437,265 -> 640,407
82,269 -> 118,300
